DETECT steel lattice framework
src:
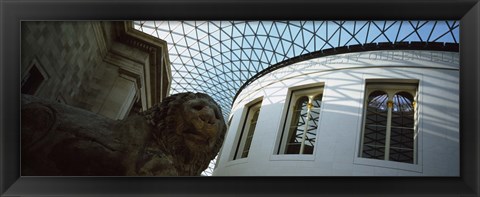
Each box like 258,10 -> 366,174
133,20 -> 459,176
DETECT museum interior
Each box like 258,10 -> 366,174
21,20 -> 460,176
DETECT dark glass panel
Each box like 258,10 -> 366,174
241,109 -> 260,158
362,90 -> 388,160
390,91 -> 415,163
21,66 -> 45,95
286,96 -> 309,154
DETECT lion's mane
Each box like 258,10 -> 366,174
142,92 -> 227,175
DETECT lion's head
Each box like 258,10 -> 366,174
143,92 -> 226,164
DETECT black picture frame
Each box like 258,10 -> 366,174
1,0 -> 479,196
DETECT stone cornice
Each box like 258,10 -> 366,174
92,21 -> 171,110
114,21 -> 172,108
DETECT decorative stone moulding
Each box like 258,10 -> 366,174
96,21 -> 172,113
21,21 -> 171,120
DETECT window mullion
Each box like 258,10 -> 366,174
413,100 -> 418,164
384,99 -> 393,161
299,96 -> 313,154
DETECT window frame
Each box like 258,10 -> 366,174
232,100 -> 262,160
359,82 -> 419,164
21,58 -> 50,96
277,86 -> 324,155
213,116 -> 234,169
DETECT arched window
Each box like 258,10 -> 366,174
360,83 -> 418,164
389,92 -> 415,163
278,86 -> 323,155
361,91 -> 389,160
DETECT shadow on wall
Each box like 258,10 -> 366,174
220,58 -> 459,176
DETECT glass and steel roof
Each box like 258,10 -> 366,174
134,20 -> 458,119
133,20 -> 459,176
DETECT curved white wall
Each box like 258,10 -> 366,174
213,50 -> 459,176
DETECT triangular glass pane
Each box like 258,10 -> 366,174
397,21 -> 421,42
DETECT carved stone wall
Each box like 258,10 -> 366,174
21,21 -> 171,120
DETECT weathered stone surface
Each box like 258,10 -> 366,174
21,92 -> 226,176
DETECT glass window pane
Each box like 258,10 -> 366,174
362,91 -> 388,160
392,91 -> 415,112
368,91 -> 389,111
286,96 -> 309,154
302,94 -> 322,154
312,94 -> 322,108
364,125 -> 387,145
281,88 -> 323,155
391,113 -> 415,128
389,147 -> 414,163
241,109 -> 260,158
390,128 -> 414,150
362,144 -> 386,159
365,108 -> 388,126
235,101 -> 261,160
389,92 -> 415,163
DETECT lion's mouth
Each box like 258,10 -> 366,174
184,129 -> 208,140
196,117 -> 216,127
199,115 -> 215,125
184,118 -> 216,143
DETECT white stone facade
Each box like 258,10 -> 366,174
213,50 -> 459,176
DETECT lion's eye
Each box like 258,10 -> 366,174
193,104 -> 203,110
214,109 -> 221,119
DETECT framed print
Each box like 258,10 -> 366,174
1,0 -> 479,196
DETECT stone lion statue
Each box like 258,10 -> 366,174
21,92 -> 226,176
